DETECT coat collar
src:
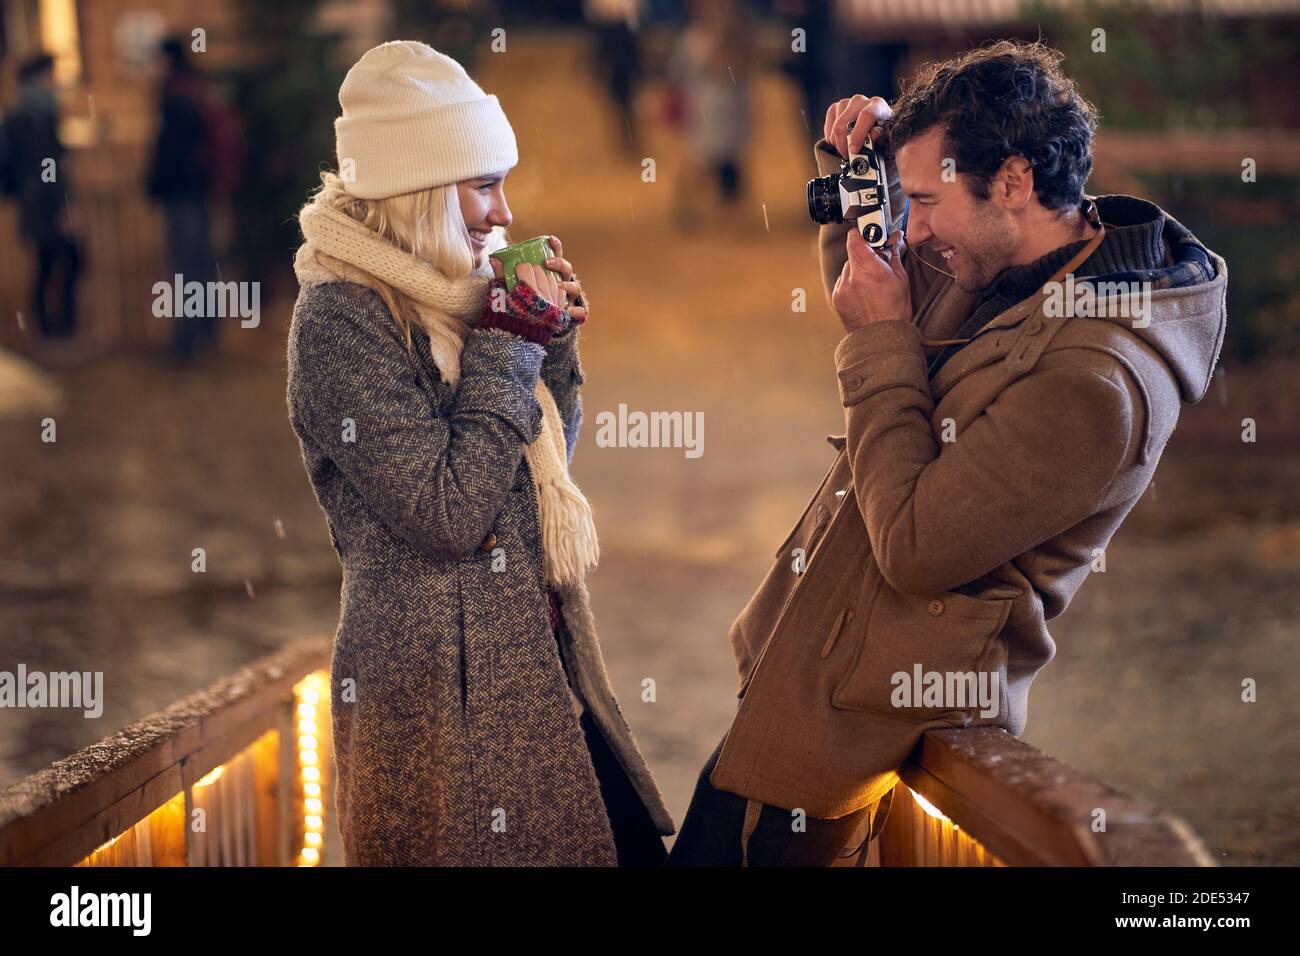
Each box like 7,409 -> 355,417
927,301 -> 1040,400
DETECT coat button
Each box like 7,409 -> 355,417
927,599 -> 945,616
480,534 -> 498,551
843,372 -> 863,391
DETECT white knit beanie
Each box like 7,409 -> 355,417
334,40 -> 518,199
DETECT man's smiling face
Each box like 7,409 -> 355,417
895,125 -> 1018,293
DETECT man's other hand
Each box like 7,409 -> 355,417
831,229 -> 911,333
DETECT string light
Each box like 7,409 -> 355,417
195,766 -> 224,788
294,672 -> 329,866
909,787 -> 950,821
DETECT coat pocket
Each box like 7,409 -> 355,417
830,574 -> 1017,721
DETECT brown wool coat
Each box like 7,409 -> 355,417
709,141 -> 1228,817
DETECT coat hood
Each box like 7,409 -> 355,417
1089,194 -> 1228,405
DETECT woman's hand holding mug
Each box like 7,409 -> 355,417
484,249 -> 569,346
489,256 -> 563,307
545,235 -> 589,326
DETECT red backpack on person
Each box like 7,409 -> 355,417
195,88 -> 245,198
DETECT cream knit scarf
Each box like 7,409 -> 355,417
293,196 -> 599,587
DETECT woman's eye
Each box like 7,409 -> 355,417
477,182 -> 495,192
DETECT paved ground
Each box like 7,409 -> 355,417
1,33 -> 1297,865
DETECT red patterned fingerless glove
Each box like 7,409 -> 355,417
479,277 -> 570,346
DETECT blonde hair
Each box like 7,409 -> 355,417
308,170 -> 505,351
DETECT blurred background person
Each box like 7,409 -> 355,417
584,0 -> 644,157
0,53 -> 82,347
776,0 -> 908,172
775,0 -> 836,141
146,35 -> 241,363
665,0 -> 754,229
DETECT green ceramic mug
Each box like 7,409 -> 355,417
489,236 -> 559,293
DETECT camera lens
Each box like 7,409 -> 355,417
807,174 -> 843,225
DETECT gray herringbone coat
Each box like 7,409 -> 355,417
286,281 -> 674,865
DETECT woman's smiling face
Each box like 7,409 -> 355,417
457,172 -> 513,263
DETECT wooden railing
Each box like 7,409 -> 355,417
0,638 -> 331,867
1,638 -> 1212,867
846,727 -> 1215,867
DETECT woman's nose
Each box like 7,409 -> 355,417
489,198 -> 512,229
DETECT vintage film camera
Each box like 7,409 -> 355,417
806,134 -> 893,250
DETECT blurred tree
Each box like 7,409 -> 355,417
223,0 -> 348,297
1028,0 -> 1299,361
1144,169 -> 1300,361
1026,0 -> 1289,128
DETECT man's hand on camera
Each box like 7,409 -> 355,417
823,94 -> 892,158
832,229 -> 911,333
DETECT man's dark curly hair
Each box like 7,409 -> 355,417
879,41 -> 1098,212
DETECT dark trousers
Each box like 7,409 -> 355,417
33,233 -> 81,337
716,159 -> 741,202
578,708 -> 668,867
163,196 -> 218,360
666,733 -> 890,866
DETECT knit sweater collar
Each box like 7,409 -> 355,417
985,207 -> 1167,303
